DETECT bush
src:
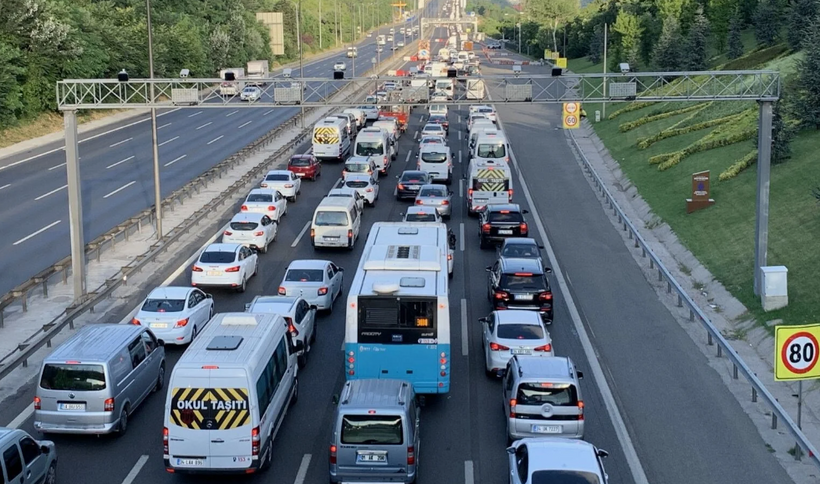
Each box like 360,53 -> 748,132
607,102 -> 657,120
637,107 -> 752,149
721,44 -> 790,70
619,103 -> 705,132
719,150 -> 758,181
657,128 -> 757,170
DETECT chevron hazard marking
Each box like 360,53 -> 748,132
170,387 -> 250,430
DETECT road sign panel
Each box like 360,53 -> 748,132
775,324 -> 820,381
609,81 -> 638,98
563,114 -> 579,129
564,102 -> 578,114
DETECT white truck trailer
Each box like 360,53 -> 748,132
246,60 -> 269,86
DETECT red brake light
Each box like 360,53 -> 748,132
192,265 -> 203,272
284,183 -> 294,188
534,344 -> 552,352
366,188 -> 373,192
310,229 -> 315,238
174,318 -> 189,328
33,396 -> 41,410
225,266 -> 241,273
510,399 -> 517,418
514,273 -> 533,276
223,230 -> 233,236
398,183 -> 405,190
163,427 -> 169,454
539,292 -> 553,301
241,205 -> 248,211
104,398 -> 115,412
441,200 -> 449,205
489,342 -> 509,351
288,322 -> 299,336
131,318 -> 141,325
499,210 -> 510,214
330,444 -> 337,464
508,189 -> 514,197
268,205 -> 276,211
520,223 -> 528,233
318,287 -> 329,295
468,188 -> 473,197
278,286 -> 286,295
416,199 -> 424,205
578,401 -> 585,420
252,427 -> 260,456
348,229 -> 353,239
482,223 -> 491,233
493,290 -> 509,300
407,445 -> 415,465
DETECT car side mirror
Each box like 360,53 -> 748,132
332,394 -> 339,405
544,267 -> 553,274
485,266 -> 492,272
310,305 -> 318,311
206,293 -> 213,299
597,449 -> 609,458
244,303 -> 252,311
40,445 -> 50,455
293,340 -> 306,353
506,446 -> 516,455
157,339 -> 166,347
448,191 -> 454,196
577,371 -> 584,380
478,317 -> 488,324
538,244 -> 545,249
522,209 -> 529,214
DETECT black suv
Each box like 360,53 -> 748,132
486,257 -> 554,322
478,204 -> 530,249
396,170 -> 432,200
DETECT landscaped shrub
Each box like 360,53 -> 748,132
619,103 -> 706,132
607,102 -> 657,119
719,150 -> 759,181
721,44 -> 790,70
637,107 -> 750,149
657,128 -> 757,170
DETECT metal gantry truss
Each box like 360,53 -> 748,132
56,70 -> 781,110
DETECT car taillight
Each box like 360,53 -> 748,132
489,342 -> 509,351
310,229 -> 315,238
441,200 -> 449,205
33,396 -> 41,410
510,399 -> 517,418
440,352 -> 448,376
131,318 -> 141,325
254,231 -> 264,236
578,401 -> 585,420
192,265 -> 203,272
278,286 -> 286,295
494,290 -> 509,300
520,223 -> 528,234
163,427 -> 169,454
482,223 -> 491,233
104,398 -> 115,412
366,187 -> 373,192
407,445 -> 415,465
261,183 -> 268,188
285,183 -> 295,188
534,344 -> 552,352
348,229 -> 353,239
252,427 -> 260,456
330,444 -> 337,464
225,266 -> 241,273
416,199 -> 424,205
508,189 -> 513,197
539,292 -> 553,301
398,183 -> 405,190
174,318 -> 189,328
241,205 -> 248,211
348,351 -> 355,375
268,205 -> 276,211
318,287 -> 329,295
223,230 -> 233,236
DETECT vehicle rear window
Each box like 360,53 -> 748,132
479,108 -> 494,114
142,299 -> 185,312
531,471 -> 600,484
516,382 -> 578,406
265,174 -> 289,181
346,180 -> 369,188
200,251 -> 237,263
285,269 -> 324,282
230,222 -> 259,231
424,125 -> 443,131
314,211 -> 349,226
500,274 -> 547,292
406,214 -> 437,222
247,193 -> 273,202
489,211 -> 523,223
341,415 -> 404,445
502,244 -> 540,258
421,152 -> 447,163
40,364 -> 106,391
419,187 -> 446,198
289,157 -> 311,166
497,324 -> 544,339
401,174 -> 425,183
477,143 -> 506,158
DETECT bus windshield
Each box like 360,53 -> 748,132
357,296 -> 437,344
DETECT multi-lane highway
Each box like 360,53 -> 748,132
0,16 -> 425,296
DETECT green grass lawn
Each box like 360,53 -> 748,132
566,37 -> 820,327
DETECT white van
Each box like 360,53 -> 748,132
372,119 -> 399,144
163,312 -> 303,474
354,127 -> 394,173
467,159 -> 513,214
342,108 -> 365,128
469,126 -> 497,158
466,79 -> 485,100
434,79 -> 454,99
312,117 -> 351,161
417,144 -> 453,184
311,197 -> 361,249
473,130 -> 511,164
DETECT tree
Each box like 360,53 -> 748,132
613,10 -> 644,70
753,0 -> 780,46
588,23 -> 604,63
525,0 -> 579,53
792,15 -> 820,129
788,0 -> 819,50
708,0 -> 740,51
727,13 -> 744,59
653,16 -> 684,70
685,6 -> 710,70
754,99 -> 793,163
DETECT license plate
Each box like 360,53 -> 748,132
295,173 -> 305,177
358,454 -> 386,463
532,425 -> 561,434
58,403 -> 85,411
151,323 -> 169,329
409,185 -> 420,190
511,349 -> 531,355
515,294 -> 534,301
207,271 -> 222,276
324,236 -> 340,239
176,458 -> 204,466
498,229 -> 513,235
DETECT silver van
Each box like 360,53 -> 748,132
330,379 -> 419,484
502,356 -> 585,443
34,324 -> 166,436
0,427 -> 57,484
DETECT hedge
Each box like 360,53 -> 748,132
719,150 -> 759,181
721,44 -> 791,70
607,102 -> 657,120
657,128 -> 758,171
619,103 -> 707,132
637,107 -> 752,150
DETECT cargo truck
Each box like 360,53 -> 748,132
218,68 -> 245,96
246,60 -> 269,86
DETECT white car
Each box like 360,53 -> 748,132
240,86 -> 262,101
357,105 -> 380,120
327,187 -> 365,214
421,123 -> 447,138
430,104 -> 448,117
508,438 -> 609,484
191,243 -> 258,293
431,91 -> 449,102
481,310 -> 553,376
222,212 -> 278,254
261,169 -> 301,202
334,61 -> 347,71
244,296 -> 316,368
278,260 -> 344,311
342,174 -> 379,205
377,46 -> 384,53
467,113 -> 487,132
419,135 -> 447,147
397,41 -> 405,47
241,188 -> 287,222
132,287 -> 214,345
476,106 -> 497,123
403,206 -> 443,223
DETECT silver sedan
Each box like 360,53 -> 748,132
480,310 -> 554,377
414,184 -> 452,218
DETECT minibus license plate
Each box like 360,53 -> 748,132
176,458 -> 204,466
58,403 -> 85,411
532,425 -> 561,433
357,453 -> 386,463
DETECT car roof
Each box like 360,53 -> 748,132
147,286 -> 193,300
522,438 -> 601,475
286,259 -> 331,270
401,170 -> 428,177
328,187 -> 356,195
502,238 -> 539,247
231,212 -> 266,222
265,169 -> 290,175
495,310 -> 543,325
406,206 -> 438,214
499,257 -> 544,274
487,203 -> 521,213
248,188 -> 277,195
346,156 -> 372,163
345,174 -> 372,182
204,243 -> 240,252
290,154 -> 313,160
250,295 -> 298,308
513,355 -> 575,380
419,184 -> 447,191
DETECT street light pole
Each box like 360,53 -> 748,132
146,0 -> 162,241
319,0 -> 323,49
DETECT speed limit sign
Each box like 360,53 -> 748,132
563,114 -> 579,129
775,324 -> 820,381
563,102 -> 579,115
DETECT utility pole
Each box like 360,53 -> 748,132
602,23 -> 608,118
146,0 -> 162,241
297,0 -> 305,127
64,111 -> 85,301
754,101 -> 774,295
319,0 -> 323,49
335,0 -> 339,46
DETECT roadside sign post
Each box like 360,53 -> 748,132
562,102 -> 580,130
775,323 -> 820,460
686,170 -> 715,213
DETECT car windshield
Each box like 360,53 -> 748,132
285,269 -> 324,282
406,213 -> 438,222
265,174 -> 289,181
531,471 -> 600,484
489,211 -> 523,223
502,244 -> 540,258
289,157 -> 311,166
230,221 -> 259,231
346,180 -> 369,188
479,108 -> 494,115
421,152 -> 447,163
356,142 -> 384,156
500,274 -> 546,291
346,163 -> 370,172
341,414 -> 404,445
430,116 -> 446,122
497,324 -> 544,339
246,193 -> 273,202
419,187 -> 446,197
315,211 -> 349,226
141,298 -> 185,312
421,137 -> 443,144
424,125 -> 443,132
40,364 -> 106,391
200,251 -> 236,263
477,143 -> 506,158
516,382 -> 579,406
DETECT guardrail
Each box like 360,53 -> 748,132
567,128 -> 820,469
0,39 -> 419,381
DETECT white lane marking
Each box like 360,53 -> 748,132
34,185 -> 67,201
106,155 -> 135,169
207,135 -> 224,145
226,110 -> 239,117
103,180 -> 136,199
0,108 -> 180,172
109,137 -> 133,148
8,406 -> 33,429
263,110 -> 275,116
121,455 -> 149,484
459,222 -> 465,251
238,120 -> 253,129
458,114 -> 462,123
291,221 -> 311,247
465,460 -> 475,484
458,150 -> 462,164
293,454 -> 312,484
501,117 -> 651,484
196,122 -> 212,130
48,162 -> 65,171
158,135 -> 179,147
414,130 -> 419,140
13,220 -> 61,246
188,111 -> 202,118
157,122 -> 171,130
461,299 -> 469,356
0,184 -> 10,190
419,115 -> 424,122
459,179 -> 463,198
405,150 -> 412,162
458,130 -> 462,141
164,155 -> 187,167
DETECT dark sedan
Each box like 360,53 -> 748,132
395,171 -> 433,200
479,204 -> 530,249
428,114 -> 449,133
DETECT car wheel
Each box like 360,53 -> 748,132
288,196 -> 296,203
260,241 -> 268,254
290,378 -> 299,406
154,363 -> 166,392
479,237 -> 489,250
118,407 -> 129,436
298,351 -> 307,369
45,463 -> 56,484
237,276 -> 247,293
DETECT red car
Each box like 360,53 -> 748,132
287,154 -> 322,181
